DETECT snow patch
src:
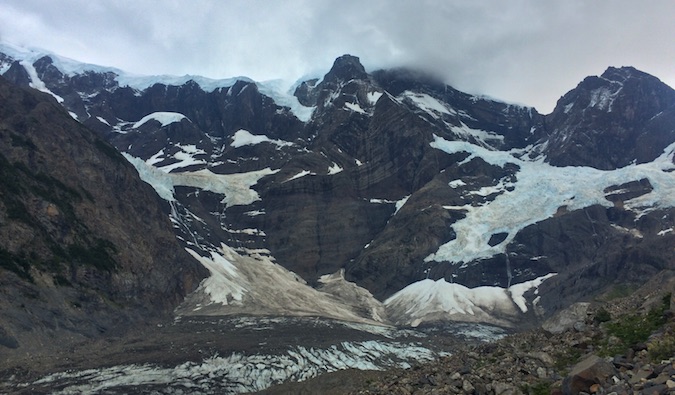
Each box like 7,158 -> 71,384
508,273 -> 557,313
327,163 -> 343,175
367,91 -> 383,105
19,59 -> 64,103
658,228 -> 673,236
285,170 -> 314,181
123,153 -> 277,207
133,112 -> 187,128
344,102 -> 367,114
401,91 -> 453,118
96,116 -> 111,126
231,129 -> 294,149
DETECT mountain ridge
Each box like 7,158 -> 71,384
1,44 -> 673,330
0,75 -> 207,354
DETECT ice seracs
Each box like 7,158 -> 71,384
426,137 -> 675,266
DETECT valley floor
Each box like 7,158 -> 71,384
0,315 -> 505,394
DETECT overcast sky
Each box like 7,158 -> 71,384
1,0 -> 673,113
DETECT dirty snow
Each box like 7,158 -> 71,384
123,153 -> 278,207
29,340 -> 437,395
384,273 -> 557,327
179,244 -> 386,325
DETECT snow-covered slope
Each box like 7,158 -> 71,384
426,137 -> 675,265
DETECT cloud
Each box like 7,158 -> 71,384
1,0 -> 674,113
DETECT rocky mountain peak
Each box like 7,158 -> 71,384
601,66 -> 641,82
543,66 -> 675,169
294,54 -> 374,109
324,54 -> 368,83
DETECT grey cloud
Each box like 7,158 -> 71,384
1,0 -> 673,113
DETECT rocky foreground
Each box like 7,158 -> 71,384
259,274 -> 675,395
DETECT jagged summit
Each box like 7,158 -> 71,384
601,65 -> 653,83
323,54 -> 369,82
544,65 -> 675,169
294,54 -> 373,108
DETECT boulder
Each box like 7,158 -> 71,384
563,355 -> 618,395
543,303 -> 590,334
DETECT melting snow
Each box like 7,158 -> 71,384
395,196 -> 410,214
449,121 -> 505,148
508,273 -> 557,313
449,179 -> 467,188
145,149 -> 165,166
156,143 -> 207,172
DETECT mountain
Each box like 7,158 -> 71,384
0,75 -> 207,354
1,43 -> 674,332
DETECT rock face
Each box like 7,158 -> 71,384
544,66 -> 675,169
0,76 -> 206,352
1,43 -> 674,328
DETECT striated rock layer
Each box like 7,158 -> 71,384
0,76 -> 207,353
